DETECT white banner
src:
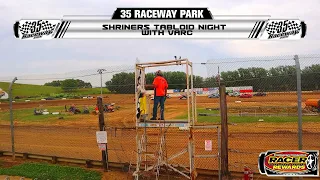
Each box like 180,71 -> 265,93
96,131 -> 107,144
205,140 -> 212,151
14,16 -> 306,40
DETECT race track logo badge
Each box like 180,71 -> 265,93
259,19 -> 307,40
259,150 -> 319,177
265,20 -> 302,39
14,20 -> 60,39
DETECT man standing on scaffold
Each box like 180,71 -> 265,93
147,70 -> 168,120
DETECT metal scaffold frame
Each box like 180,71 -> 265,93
133,58 -> 198,179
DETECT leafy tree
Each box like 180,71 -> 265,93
45,79 -> 92,89
203,76 -> 218,88
164,71 -> 186,89
302,64 -> 320,90
76,79 -> 92,88
192,75 -> 204,88
61,79 -> 79,92
44,80 -> 62,87
105,72 -> 135,94
267,66 -> 296,91
145,73 -> 155,90
146,71 -> 188,90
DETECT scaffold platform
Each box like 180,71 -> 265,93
138,119 -> 189,128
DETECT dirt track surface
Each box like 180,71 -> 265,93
1,93 -> 319,128
1,93 -> 319,110
1,122 -> 319,173
0,176 -> 32,180
1,93 -> 320,174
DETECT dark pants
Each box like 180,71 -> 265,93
152,96 -> 165,120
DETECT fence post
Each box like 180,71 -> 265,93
9,77 -> 18,160
294,55 -> 303,150
219,80 -> 229,180
294,55 -> 303,180
97,97 -> 109,171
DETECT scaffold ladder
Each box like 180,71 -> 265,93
134,123 -> 169,180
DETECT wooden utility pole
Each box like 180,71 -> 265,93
97,97 -> 108,171
219,80 -> 229,179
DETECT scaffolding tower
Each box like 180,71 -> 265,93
133,59 -> 198,179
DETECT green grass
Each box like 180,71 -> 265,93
197,108 -> 220,114
0,162 -> 101,180
77,87 -> 109,95
0,106 -> 92,122
0,82 -> 62,97
176,108 -> 320,123
0,82 -> 109,100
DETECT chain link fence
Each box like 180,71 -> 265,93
193,127 -> 220,171
0,54 -> 319,177
203,54 -> 320,173
0,64 -> 138,167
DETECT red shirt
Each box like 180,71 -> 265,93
153,76 -> 168,96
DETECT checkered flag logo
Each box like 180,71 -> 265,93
19,20 -> 57,35
266,20 -> 301,35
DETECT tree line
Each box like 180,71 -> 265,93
105,64 -> 320,94
221,64 -> 320,91
45,79 -> 92,92
105,72 -> 216,94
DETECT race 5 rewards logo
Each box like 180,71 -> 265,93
13,20 -> 61,40
260,20 -> 307,40
258,150 -> 319,177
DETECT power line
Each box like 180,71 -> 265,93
195,55 -> 320,65
18,73 -> 100,81
219,71 -> 320,84
16,68 -> 134,81
196,59 -> 294,65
